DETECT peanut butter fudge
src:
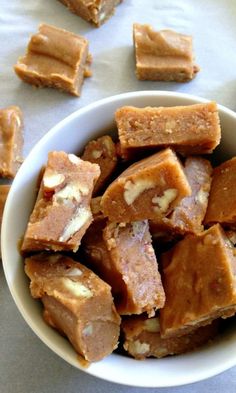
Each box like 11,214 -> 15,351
122,316 -> 219,359
101,148 -> 191,222
25,253 -> 121,362
133,23 -> 199,82
81,135 -> 118,195
59,0 -> 122,27
150,157 -> 212,237
0,185 -> 10,257
0,106 -> 23,178
205,157 -> 236,227
14,24 -> 91,96
116,102 -> 221,159
160,224 -> 236,338
22,151 -> 100,253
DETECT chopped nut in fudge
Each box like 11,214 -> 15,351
21,151 -> 100,253
59,0 -> 123,27
116,102 -> 221,159
81,135 -> 118,195
14,24 -> 91,96
122,316 -> 219,359
205,157 -> 236,227
0,106 -> 23,178
101,148 -> 191,222
160,224 -> 236,338
25,253 -> 121,362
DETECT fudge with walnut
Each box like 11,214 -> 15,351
25,253 -> 121,362
21,151 -> 100,253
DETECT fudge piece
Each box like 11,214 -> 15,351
21,151 -> 100,253
14,24 -> 91,96
205,157 -> 236,227
0,106 -> 23,178
25,253 -> 121,362
81,135 -> 118,195
160,224 -> 236,338
101,148 -> 191,222
116,102 -> 221,159
133,23 -> 199,82
0,185 -> 10,257
150,157 -> 212,237
59,0 -> 122,27
122,316 -> 219,359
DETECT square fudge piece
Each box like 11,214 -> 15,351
25,253 -> 120,362
0,106 -> 23,178
133,23 -> 199,82
59,0 -> 122,27
14,24 -> 91,96
101,148 -> 191,222
160,224 -> 236,338
122,316 -> 219,359
116,102 -> 221,160
21,151 -> 100,253
0,185 -> 10,257
81,135 -> 118,195
150,157 -> 212,237
205,157 -> 236,227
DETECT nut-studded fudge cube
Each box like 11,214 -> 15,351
0,185 -> 10,257
25,253 -> 121,362
122,316 -> 219,359
14,24 -> 91,96
160,224 -> 236,338
116,103 -> 221,160
205,157 -> 236,227
21,151 -> 100,253
81,135 -> 118,195
101,148 -> 191,222
0,106 -> 23,178
103,220 -> 165,316
133,23 -> 199,82
59,0 -> 122,27
150,157 -> 212,237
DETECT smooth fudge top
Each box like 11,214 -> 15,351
116,102 -> 221,159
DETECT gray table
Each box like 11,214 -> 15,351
1,0 -> 236,391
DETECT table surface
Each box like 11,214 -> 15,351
1,0 -> 236,392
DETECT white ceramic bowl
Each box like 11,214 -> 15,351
2,91 -> 236,388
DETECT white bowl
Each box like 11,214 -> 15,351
2,91 -> 236,388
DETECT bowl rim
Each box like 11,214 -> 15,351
2,90 -> 236,388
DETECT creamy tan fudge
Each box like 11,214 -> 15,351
101,148 -> 191,222
14,24 -> 91,96
81,135 -> 118,195
25,253 -> 121,362
0,106 -> 23,178
205,157 -> 236,227
59,0 -> 122,27
122,316 -> 219,359
133,23 -> 199,82
116,102 -> 221,159
160,224 -> 236,338
150,157 -> 212,237
0,185 -> 10,257
22,151 -> 100,253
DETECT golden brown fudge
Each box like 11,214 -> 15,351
122,316 -> 219,359
0,106 -> 23,178
25,253 -> 121,362
133,23 -> 199,82
22,151 -> 100,253
101,148 -> 191,222
14,24 -> 91,96
205,157 -> 236,227
59,0 -> 122,27
116,102 -> 221,159
0,185 -> 10,257
81,135 -> 118,195
150,157 -> 212,237
160,224 -> 236,338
